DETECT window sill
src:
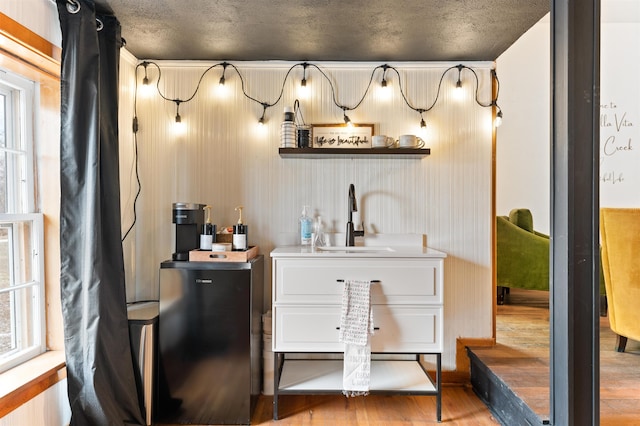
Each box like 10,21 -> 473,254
0,351 -> 66,417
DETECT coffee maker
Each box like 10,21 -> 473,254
172,202 -> 205,261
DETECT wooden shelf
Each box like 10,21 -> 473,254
277,359 -> 436,393
278,147 -> 430,159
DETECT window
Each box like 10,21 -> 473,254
0,68 -> 44,373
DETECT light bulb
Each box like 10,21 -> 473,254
494,110 -> 503,127
298,80 -> 309,98
298,63 -> 310,99
139,62 -> 153,97
453,80 -> 464,101
139,82 -> 154,97
173,117 -> 186,136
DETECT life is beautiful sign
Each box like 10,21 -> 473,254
312,124 -> 374,148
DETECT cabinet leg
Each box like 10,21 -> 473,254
436,353 -> 442,422
273,352 -> 282,420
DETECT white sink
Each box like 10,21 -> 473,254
316,246 -> 395,253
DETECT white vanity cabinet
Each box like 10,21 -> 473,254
270,246 -> 446,422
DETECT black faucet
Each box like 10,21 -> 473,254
346,183 -> 365,246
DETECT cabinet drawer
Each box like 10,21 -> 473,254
273,305 -> 442,353
273,258 -> 442,305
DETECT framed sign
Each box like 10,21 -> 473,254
312,124 -> 374,149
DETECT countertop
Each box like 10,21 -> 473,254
270,245 -> 447,258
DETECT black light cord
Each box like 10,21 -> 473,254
122,61 -> 145,243
385,63 -> 500,124
303,62 -> 381,113
135,60 -> 500,129
126,61 -> 500,236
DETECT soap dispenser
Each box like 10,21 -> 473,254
299,205 -> 312,246
199,205 -> 216,250
232,205 -> 248,251
312,216 -> 326,248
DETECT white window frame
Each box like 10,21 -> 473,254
0,68 -> 45,373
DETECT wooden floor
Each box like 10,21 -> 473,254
160,289 -> 640,425
470,288 -> 640,425
250,388 -> 500,425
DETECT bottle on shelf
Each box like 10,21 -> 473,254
280,106 -> 296,148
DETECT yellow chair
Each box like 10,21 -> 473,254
600,208 -> 640,352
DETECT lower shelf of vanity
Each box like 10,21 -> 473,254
277,359 -> 436,393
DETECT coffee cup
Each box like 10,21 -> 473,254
398,134 -> 425,148
372,135 -> 395,148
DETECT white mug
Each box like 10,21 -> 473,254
372,135 -> 395,148
398,134 -> 425,148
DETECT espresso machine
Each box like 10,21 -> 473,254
172,202 -> 205,261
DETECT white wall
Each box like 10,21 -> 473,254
120,59 -> 496,370
599,1 -> 640,207
0,380 -> 70,426
495,16 -> 551,233
496,0 -> 640,234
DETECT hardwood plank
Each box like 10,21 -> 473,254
469,288 -> 640,425
250,386 -> 500,425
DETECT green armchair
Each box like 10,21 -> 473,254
496,209 -> 550,304
497,208 -> 606,309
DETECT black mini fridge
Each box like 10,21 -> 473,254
156,256 -> 264,424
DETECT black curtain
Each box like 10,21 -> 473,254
57,1 -> 144,424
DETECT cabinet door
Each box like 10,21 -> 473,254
273,258 -> 443,305
273,305 -> 442,353
273,305 -> 342,352
370,305 -> 443,353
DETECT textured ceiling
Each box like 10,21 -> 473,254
93,0 -> 549,62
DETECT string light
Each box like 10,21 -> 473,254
172,100 -> 186,135
452,64 -> 464,101
419,109 -> 427,129
455,64 -> 463,90
137,61 -> 154,97
219,62 -> 228,86
298,62 -> 310,98
342,108 -> 352,127
258,103 -> 267,125
142,61 -> 150,85
494,109 -> 503,127
301,62 -> 308,88
135,61 -> 502,131
380,64 -> 390,89
174,100 -> 182,123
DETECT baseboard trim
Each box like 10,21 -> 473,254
454,337 -> 496,384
